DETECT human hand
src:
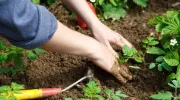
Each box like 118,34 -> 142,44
88,43 -> 132,83
90,22 -> 134,56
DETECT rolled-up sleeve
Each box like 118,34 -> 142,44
0,0 -> 57,49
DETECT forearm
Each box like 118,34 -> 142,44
40,21 -> 103,58
61,0 -> 100,29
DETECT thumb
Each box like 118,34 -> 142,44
104,40 -> 118,58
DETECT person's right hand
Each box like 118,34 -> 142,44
88,43 -> 132,83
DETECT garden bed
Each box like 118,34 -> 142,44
1,0 -> 180,100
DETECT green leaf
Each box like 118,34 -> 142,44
162,25 -> 180,35
112,95 -> 120,100
0,96 -> 6,100
97,95 -> 104,100
105,89 -> 113,95
14,53 -> 23,67
133,0 -> 147,7
109,0 -> 117,6
142,39 -> 148,44
0,85 -> 11,92
176,65 -> 180,84
64,98 -> 73,100
129,66 -> 140,69
146,47 -> 166,55
134,56 -> 143,63
165,73 -> 176,84
0,40 -> 5,50
83,81 -> 101,98
149,41 -> 159,46
155,23 -> 167,32
150,91 -> 172,100
158,64 -> 162,71
123,45 -> 137,57
0,67 -> 11,73
161,62 -> 172,71
99,0 -> 104,5
115,90 -> 128,98
148,16 -> 166,24
166,10 -> 179,18
164,53 -> 179,66
103,4 -> 126,20
34,48 -> 45,55
27,51 -> 36,60
31,0 -> 40,4
0,53 -> 7,65
11,82 -> 24,90
155,56 -> 164,63
149,63 -> 156,69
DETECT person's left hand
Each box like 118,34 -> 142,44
90,22 -> 134,56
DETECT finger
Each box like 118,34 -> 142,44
120,63 -> 130,73
104,40 -> 118,58
114,34 -> 134,48
118,65 -> 132,80
111,64 -> 127,83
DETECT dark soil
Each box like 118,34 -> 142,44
1,0 -> 180,100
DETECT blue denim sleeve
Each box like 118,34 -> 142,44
0,0 -> 57,49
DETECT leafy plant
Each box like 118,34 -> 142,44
78,80 -> 104,100
150,80 -> 180,100
118,45 -> 144,63
66,81 -> 128,100
105,89 -> 128,100
144,10 -> 180,84
92,0 -> 147,20
0,40 -> 44,75
0,82 -> 25,100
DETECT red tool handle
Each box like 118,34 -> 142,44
77,1 -> 97,28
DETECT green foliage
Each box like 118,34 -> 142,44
118,45 -> 144,63
148,10 -> 180,35
79,80 -> 104,100
144,10 -> 180,84
150,91 -> 173,100
66,81 -> 128,100
105,89 -> 128,100
0,82 -> 25,100
31,0 -> 58,6
0,40 -> 44,75
64,98 -> 73,100
93,0 -> 147,20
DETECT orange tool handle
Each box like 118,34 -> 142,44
14,88 -> 61,100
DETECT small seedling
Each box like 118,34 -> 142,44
0,82 -> 25,100
118,45 -> 144,63
78,80 -> 104,100
0,40 -> 45,75
105,89 -> 128,100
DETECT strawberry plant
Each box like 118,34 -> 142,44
0,40 -> 44,75
0,82 -> 25,100
92,0 -> 147,20
144,10 -> 180,84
